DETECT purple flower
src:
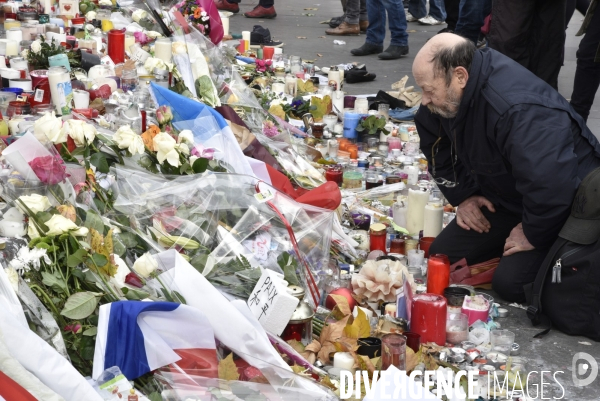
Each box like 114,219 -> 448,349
191,145 -> 214,160
29,156 -> 68,185
134,31 -> 150,45
64,324 -> 82,334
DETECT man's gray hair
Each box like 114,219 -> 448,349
430,38 -> 477,86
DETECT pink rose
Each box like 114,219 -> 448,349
28,156 -> 68,185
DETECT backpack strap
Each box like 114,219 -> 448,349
526,238 -> 568,325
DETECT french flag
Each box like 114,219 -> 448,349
92,301 -> 218,381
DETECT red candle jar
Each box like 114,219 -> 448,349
389,237 -> 405,254
325,165 -> 343,187
427,254 -> 450,295
419,237 -> 436,258
369,223 -> 387,254
410,293 -> 447,345
107,29 -> 125,64
263,46 -> 275,60
381,334 -> 406,370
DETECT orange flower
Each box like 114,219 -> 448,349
194,7 -> 201,18
141,125 -> 160,151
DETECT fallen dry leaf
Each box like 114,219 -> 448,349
407,29 -> 417,33
319,36 -> 326,38
303,13 -> 315,16
319,315 -> 350,344
330,294 -> 351,319
287,339 -> 305,353
297,36 -> 307,39
405,347 -> 421,372
305,339 -> 322,353
218,353 -> 239,381
304,7 -> 318,10
343,308 -> 371,339
317,53 -> 323,57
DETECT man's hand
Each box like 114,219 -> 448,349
456,196 -> 496,233
504,223 -> 535,256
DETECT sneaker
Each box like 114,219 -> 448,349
419,15 -> 445,25
406,12 -> 418,22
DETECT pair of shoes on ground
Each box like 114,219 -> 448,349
351,42 -> 409,60
214,0 -> 276,18
406,12 -> 444,25
326,21 -> 369,35
345,65 -> 376,83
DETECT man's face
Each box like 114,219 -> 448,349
415,70 -> 463,119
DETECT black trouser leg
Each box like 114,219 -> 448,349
259,0 -> 274,7
429,206 -> 548,303
444,0 -> 460,31
570,6 -> 600,121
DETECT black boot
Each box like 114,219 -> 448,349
378,45 -> 409,60
351,42 -> 383,56
329,15 -> 345,28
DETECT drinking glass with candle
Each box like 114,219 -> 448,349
389,237 -> 405,254
419,237 -> 436,258
354,98 -> 368,114
325,165 -> 343,187
490,330 -> 515,353
446,313 -> 469,344
381,334 -> 406,370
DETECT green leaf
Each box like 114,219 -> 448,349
148,392 -> 162,401
283,263 -> 299,286
89,253 -> 108,267
80,335 -> 95,360
84,211 -> 104,234
192,158 -> 209,174
67,248 -> 89,267
118,232 -> 138,248
122,287 -> 150,300
89,152 -> 110,173
310,95 -> 332,121
71,269 -> 85,280
60,291 -> 101,319
195,75 -> 219,107
41,271 -> 68,295
82,327 -> 97,336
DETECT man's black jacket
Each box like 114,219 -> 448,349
415,48 -> 600,248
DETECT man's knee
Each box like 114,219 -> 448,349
428,236 -> 449,258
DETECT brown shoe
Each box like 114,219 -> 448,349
359,20 -> 369,32
244,5 -> 277,18
214,0 -> 239,13
325,21 -> 360,36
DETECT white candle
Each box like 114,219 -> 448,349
407,188 -> 430,236
328,69 -> 341,91
241,30 -> 251,43
285,75 -> 296,97
6,29 -> 22,44
353,305 -> 374,320
332,90 -> 344,113
154,38 -> 172,63
405,165 -> 419,185
44,0 -> 52,14
333,352 -> 355,371
124,35 -> 135,55
354,98 -> 368,114
271,82 -> 285,94
393,196 -> 408,229
423,201 -> 444,237
4,40 -> 18,56
220,14 -> 230,36
48,66 -> 70,115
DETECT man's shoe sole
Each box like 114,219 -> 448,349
326,31 -> 360,36
244,13 -> 277,18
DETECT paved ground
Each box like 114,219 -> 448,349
227,2 -> 600,399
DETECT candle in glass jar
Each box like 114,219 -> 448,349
423,201 -> 444,237
410,293 -> 447,345
124,33 -> 135,54
388,136 -> 402,152
381,334 -> 406,370
107,29 -> 125,64
325,165 -> 343,187
407,188 -> 429,236
154,38 -> 172,63
4,40 -> 18,56
369,223 -> 387,254
4,19 -> 20,30
427,254 -> 450,295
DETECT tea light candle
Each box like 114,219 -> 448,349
154,38 -> 172,63
271,82 -> 285,94
333,352 -> 355,370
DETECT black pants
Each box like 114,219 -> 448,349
565,0 -> 591,28
429,206 -> 550,303
570,6 -> 600,122
228,0 -> 273,7
488,0 -> 566,89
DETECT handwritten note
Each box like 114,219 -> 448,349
247,270 -> 299,335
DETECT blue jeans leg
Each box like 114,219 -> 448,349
455,0 -> 486,43
428,0 -> 447,21
408,0 -> 427,19
366,0 -> 387,45
384,0 -> 409,46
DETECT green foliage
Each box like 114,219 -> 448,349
355,115 -> 390,136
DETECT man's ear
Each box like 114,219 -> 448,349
454,66 -> 469,89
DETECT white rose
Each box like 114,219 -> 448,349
61,120 -> 97,147
172,41 -> 187,55
34,112 -> 64,144
177,130 -> 194,145
144,57 -> 166,73
31,40 -> 42,54
145,31 -> 163,39
133,252 -> 157,278
16,194 -> 51,214
5,268 -> 19,292
153,132 -> 180,167
111,254 -> 130,288
98,0 -> 112,5
132,9 -> 148,23
113,125 -> 145,155
28,222 -> 41,239
86,10 -> 97,21
45,214 -> 88,236
20,49 -> 29,59
176,142 -> 189,156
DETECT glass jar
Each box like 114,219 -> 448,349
6,100 -> 31,117
310,122 -> 325,139
389,237 -> 405,254
388,136 -> 402,152
381,334 -> 406,370
342,169 -> 363,189
446,313 -> 469,344
369,223 -> 387,253
325,165 -> 343,187
378,103 -> 390,120
121,68 -> 138,93
427,254 -> 451,296
328,139 -> 339,158
281,286 -> 314,346
378,141 -> 389,156
289,56 -> 302,74
365,169 -> 383,189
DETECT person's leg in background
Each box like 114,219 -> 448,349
379,0 -> 410,59
488,1 -> 537,78
492,248 -> 550,303
243,0 -> 277,18
528,0 -> 566,89
571,7 -> 600,121
444,0 -> 461,32
329,0 -> 348,28
359,0 -> 369,32
326,0 -> 361,35
428,0 -> 447,21
351,0 -> 385,55
454,0 -> 487,43
408,0 -> 427,20
214,0 -> 240,13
